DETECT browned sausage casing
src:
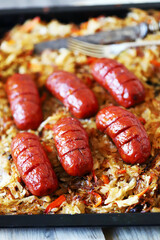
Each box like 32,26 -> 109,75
6,74 -> 43,130
46,71 -> 98,118
91,58 -> 145,108
53,117 -> 93,176
96,106 -> 151,164
11,132 -> 58,196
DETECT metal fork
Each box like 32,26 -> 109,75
68,38 -> 160,58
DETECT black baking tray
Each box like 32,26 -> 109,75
1,2 -> 160,36
0,213 -> 159,228
0,3 -> 160,227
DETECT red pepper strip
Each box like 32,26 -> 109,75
40,92 -> 47,103
21,17 -> 40,32
43,143 -> 53,152
116,169 -> 126,175
87,57 -> 98,65
17,176 -> 21,183
80,21 -> 88,30
90,191 -> 102,208
137,187 -> 149,198
139,117 -> 146,125
150,59 -> 160,67
3,116 -> 12,122
92,170 -> 97,183
84,76 -> 92,87
45,195 -> 66,213
102,175 -> 110,184
44,124 -> 54,130
149,173 -> 155,183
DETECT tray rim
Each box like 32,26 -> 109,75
0,213 -> 159,228
0,2 -> 160,15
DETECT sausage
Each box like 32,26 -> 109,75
53,117 -> 93,176
11,132 -> 58,196
6,73 -> 43,130
46,71 -> 98,118
96,106 -> 151,164
91,58 -> 145,108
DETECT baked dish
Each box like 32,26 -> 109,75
0,8 -> 159,215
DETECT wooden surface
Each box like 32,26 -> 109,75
0,1 -> 160,239
0,228 -> 105,240
0,227 -> 159,240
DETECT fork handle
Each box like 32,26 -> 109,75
119,40 -> 160,49
110,40 -> 160,56
126,40 -> 160,48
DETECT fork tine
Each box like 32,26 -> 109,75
68,45 -> 104,58
68,38 -> 105,50
68,38 -> 117,58
69,42 -> 104,54
68,38 -> 102,51
68,39 -> 105,57
69,45 -> 104,58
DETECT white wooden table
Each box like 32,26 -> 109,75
0,227 -> 159,240
0,1 -> 160,239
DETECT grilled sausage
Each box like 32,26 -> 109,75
53,117 -> 93,176
96,106 -> 151,164
6,73 -> 43,130
11,132 -> 58,196
46,71 -> 98,118
91,58 -> 145,108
